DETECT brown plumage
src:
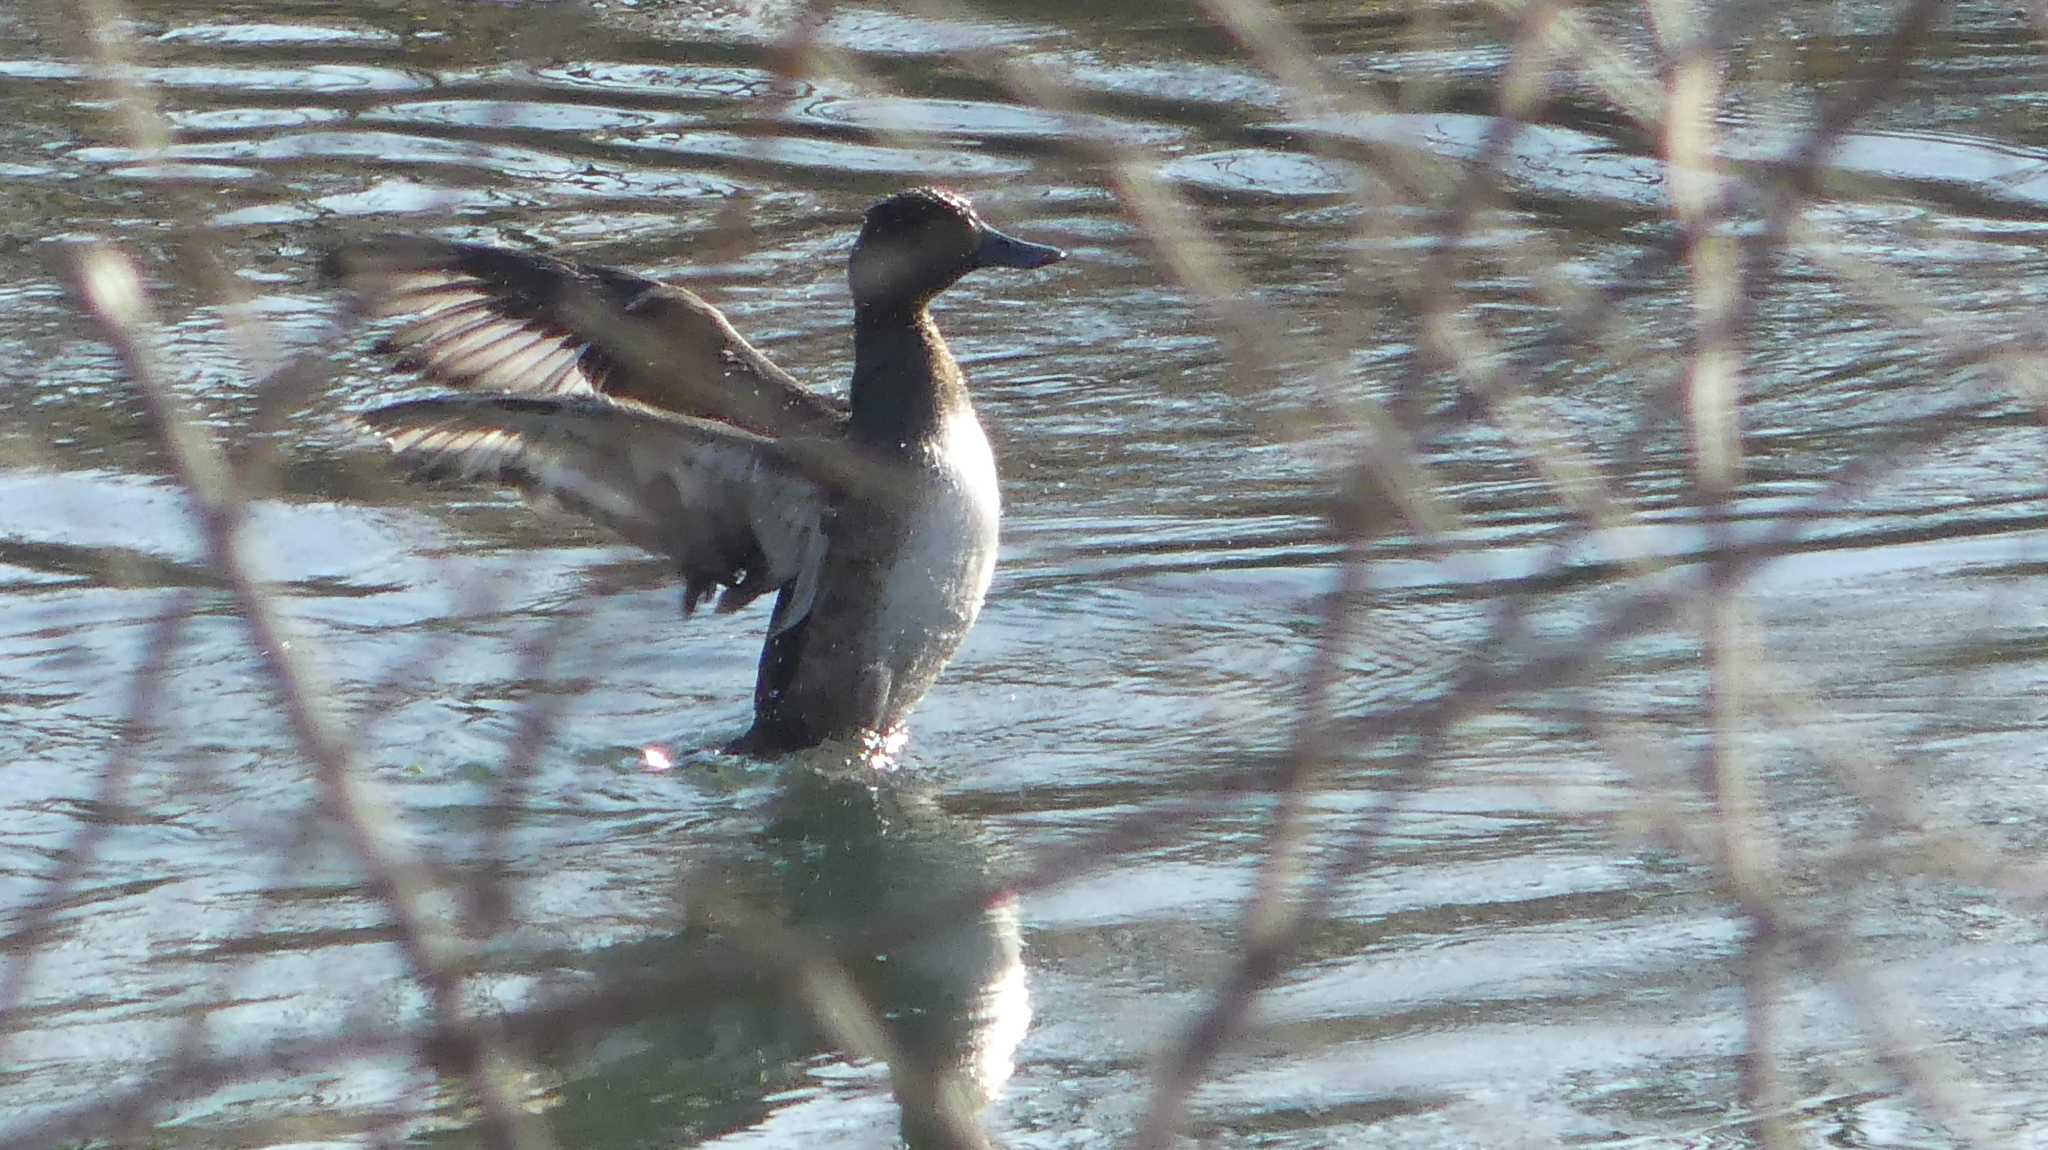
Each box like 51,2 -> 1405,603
328,188 -> 1065,753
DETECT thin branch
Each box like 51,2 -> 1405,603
71,244 -> 549,1150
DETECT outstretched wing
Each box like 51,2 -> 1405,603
360,394 -> 822,615
324,237 -> 848,439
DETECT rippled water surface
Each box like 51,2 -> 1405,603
7,1 -> 2048,1146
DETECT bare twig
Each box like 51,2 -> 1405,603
0,593 -> 191,1055
72,244 -> 549,1150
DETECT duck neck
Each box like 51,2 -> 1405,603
849,302 -> 968,451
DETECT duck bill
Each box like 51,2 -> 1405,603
973,226 -> 1065,270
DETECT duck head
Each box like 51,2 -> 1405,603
848,187 -> 1065,317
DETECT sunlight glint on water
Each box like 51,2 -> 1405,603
2,2 -> 2048,1147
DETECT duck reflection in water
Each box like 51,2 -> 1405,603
325,188 -> 1066,758
538,766 -> 1026,1150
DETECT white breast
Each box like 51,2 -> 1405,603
872,411 -> 1001,657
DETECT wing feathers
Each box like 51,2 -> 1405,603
324,237 -> 847,437
359,395 -> 821,617
327,235 -> 858,622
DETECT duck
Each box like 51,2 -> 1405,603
325,187 -> 1066,755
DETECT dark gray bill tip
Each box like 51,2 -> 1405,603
974,226 -> 1066,270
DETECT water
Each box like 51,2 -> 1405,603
5,1 -> 2048,1146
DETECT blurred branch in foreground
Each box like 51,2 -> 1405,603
9,0 -> 2048,1146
